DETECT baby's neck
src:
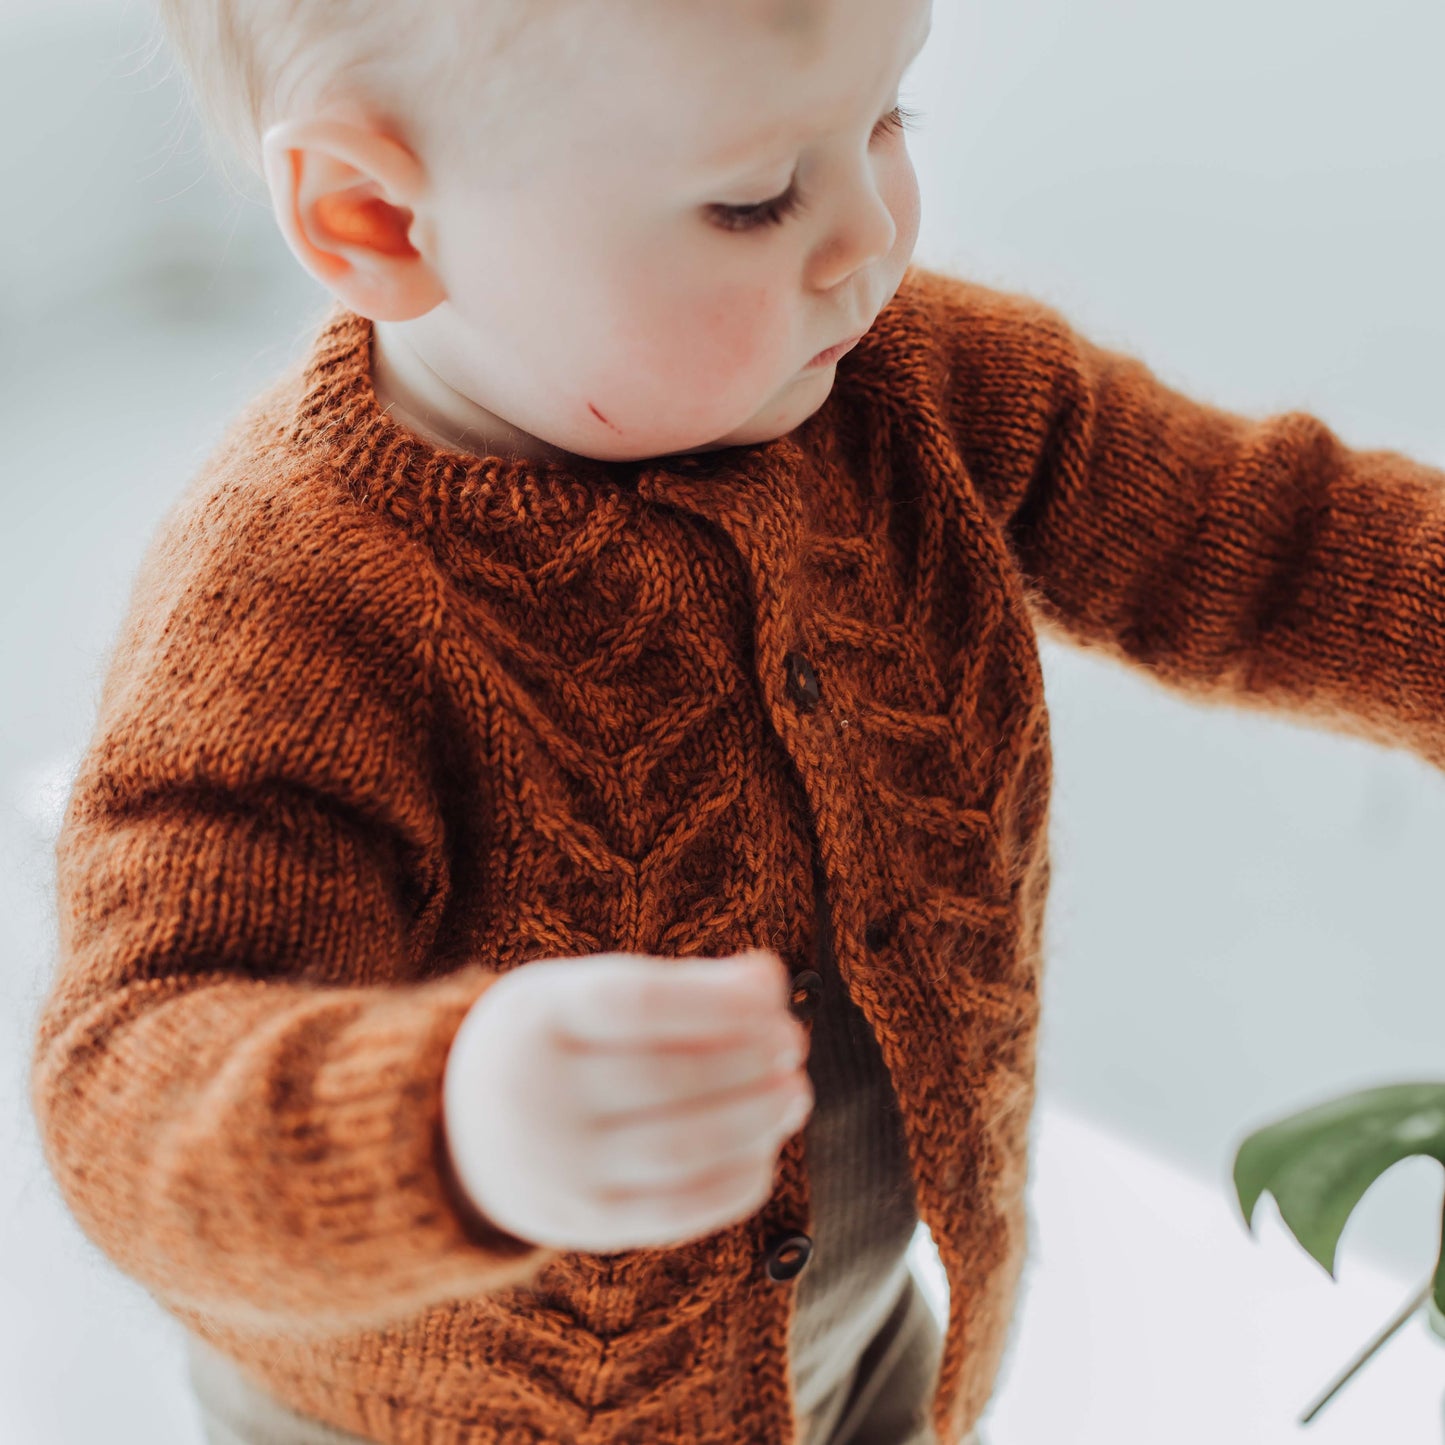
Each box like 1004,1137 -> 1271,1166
370,321 -> 570,467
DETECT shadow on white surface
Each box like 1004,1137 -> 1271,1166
957,1101 -> 1445,1445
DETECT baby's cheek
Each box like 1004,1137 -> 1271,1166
695,285 -> 777,371
655,284 -> 787,400
572,283 -> 787,448
882,160 -> 923,267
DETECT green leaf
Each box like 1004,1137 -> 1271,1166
1427,1291 -> 1445,1344
1233,1082 -> 1445,1283
1434,1191 -> 1445,1328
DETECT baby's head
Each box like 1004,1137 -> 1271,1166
156,0 -> 931,464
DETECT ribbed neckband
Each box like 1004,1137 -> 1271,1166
288,302 -> 764,529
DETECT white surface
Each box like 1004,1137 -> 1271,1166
915,1101 -> 1445,1445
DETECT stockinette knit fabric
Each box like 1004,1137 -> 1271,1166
29,262 -> 1445,1445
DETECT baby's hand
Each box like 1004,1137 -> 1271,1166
440,949 -> 812,1254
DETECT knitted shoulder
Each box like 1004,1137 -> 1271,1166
99,397 -> 442,735
883,264 -> 1091,525
176,346 -> 442,579
893,262 -> 1079,379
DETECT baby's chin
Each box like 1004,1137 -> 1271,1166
548,362 -> 835,465
669,362 -> 836,457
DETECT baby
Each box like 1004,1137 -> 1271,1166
265,0 -> 927,469
28,1 -> 1445,1444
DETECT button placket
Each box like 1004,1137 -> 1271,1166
783,651 -> 821,711
787,969 -> 822,1020
763,1230 -> 813,1282
763,652 -> 823,1288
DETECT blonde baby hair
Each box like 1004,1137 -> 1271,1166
146,0 -> 833,192
146,0 -> 577,190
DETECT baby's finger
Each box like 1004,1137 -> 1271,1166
551,951 -> 790,1049
570,1024 -> 807,1123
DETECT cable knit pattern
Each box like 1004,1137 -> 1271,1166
28,263 -> 1445,1445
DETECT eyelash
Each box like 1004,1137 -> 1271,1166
708,104 -> 924,234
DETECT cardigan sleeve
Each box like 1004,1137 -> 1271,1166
27,472 -> 563,1339
921,268 -> 1445,772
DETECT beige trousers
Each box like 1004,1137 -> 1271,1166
807,1265 -> 962,1445
186,1271 -> 984,1445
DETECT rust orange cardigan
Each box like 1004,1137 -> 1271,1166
29,264 -> 1445,1444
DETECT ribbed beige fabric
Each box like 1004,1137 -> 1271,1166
792,856 -> 934,1440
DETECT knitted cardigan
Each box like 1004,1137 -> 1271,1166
29,263 -> 1445,1445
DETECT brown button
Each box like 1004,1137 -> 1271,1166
783,652 -> 821,710
864,916 -> 896,951
764,1231 -> 813,1282
787,969 -> 822,1020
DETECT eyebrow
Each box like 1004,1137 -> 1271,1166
703,17 -> 932,177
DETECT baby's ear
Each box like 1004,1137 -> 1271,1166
261,116 -> 446,321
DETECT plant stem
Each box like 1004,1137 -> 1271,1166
1299,1278 -> 1432,1425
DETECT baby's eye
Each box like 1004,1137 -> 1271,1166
706,104 -> 923,235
